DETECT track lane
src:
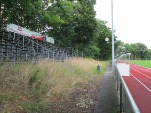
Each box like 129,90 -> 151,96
131,67 -> 151,79
130,68 -> 151,90
131,64 -> 151,76
130,73 -> 151,92
123,64 -> 151,113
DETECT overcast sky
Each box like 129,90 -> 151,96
94,0 -> 151,48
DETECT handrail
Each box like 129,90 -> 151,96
115,65 -> 140,113
0,29 -> 84,64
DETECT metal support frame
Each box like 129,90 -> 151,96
0,29 -> 82,64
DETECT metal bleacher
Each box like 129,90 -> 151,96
0,29 -> 73,64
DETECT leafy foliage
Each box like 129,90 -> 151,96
2,0 -> 150,60
94,20 -> 113,60
0,0 -> 97,48
116,42 -> 151,60
22,102 -> 51,113
29,69 -> 40,86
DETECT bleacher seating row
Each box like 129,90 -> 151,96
0,29 -> 74,64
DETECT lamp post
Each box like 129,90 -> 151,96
111,0 -> 115,73
105,37 -> 110,42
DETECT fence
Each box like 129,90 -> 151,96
115,53 -> 140,113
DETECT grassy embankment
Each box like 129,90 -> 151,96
0,58 -> 109,113
131,60 -> 151,68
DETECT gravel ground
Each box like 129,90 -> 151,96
94,65 -> 119,113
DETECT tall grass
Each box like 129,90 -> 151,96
0,58 -> 109,113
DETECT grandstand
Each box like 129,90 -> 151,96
0,26 -> 77,64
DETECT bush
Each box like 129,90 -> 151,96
29,69 -> 39,86
22,102 -> 51,113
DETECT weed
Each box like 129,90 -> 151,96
29,69 -> 39,86
112,108 -> 119,113
76,97 -> 94,108
0,94 -> 8,101
0,58 -> 109,112
22,102 -> 51,113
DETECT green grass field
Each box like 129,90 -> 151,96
131,60 -> 151,68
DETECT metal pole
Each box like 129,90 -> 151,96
48,51 -> 50,59
53,51 -> 55,62
111,0 -> 115,72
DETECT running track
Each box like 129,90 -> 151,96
123,64 -> 151,113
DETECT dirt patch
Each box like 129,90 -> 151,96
40,77 -> 101,113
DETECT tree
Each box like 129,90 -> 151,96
134,43 -> 148,59
145,49 -> 151,60
115,41 -> 148,60
0,0 -> 44,31
45,0 -> 97,49
1,0 -> 119,60
95,20 -> 113,60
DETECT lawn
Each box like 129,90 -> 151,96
131,60 -> 151,68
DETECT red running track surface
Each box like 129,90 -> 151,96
123,64 -> 151,113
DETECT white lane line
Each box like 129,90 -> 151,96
131,68 -> 151,79
135,67 -> 151,73
130,73 -> 151,93
131,64 -> 151,73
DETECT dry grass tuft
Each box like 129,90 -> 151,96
0,58 -> 109,113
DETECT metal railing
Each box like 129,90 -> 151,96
0,29 -> 84,65
115,54 -> 140,113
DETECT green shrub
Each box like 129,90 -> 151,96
22,102 -> 51,113
29,69 -> 39,86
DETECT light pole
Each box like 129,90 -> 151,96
105,37 -> 110,43
111,0 -> 115,72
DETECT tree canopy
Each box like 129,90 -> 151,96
0,0 -> 151,60
116,41 -> 151,60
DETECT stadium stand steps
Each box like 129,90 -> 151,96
0,29 -> 71,64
